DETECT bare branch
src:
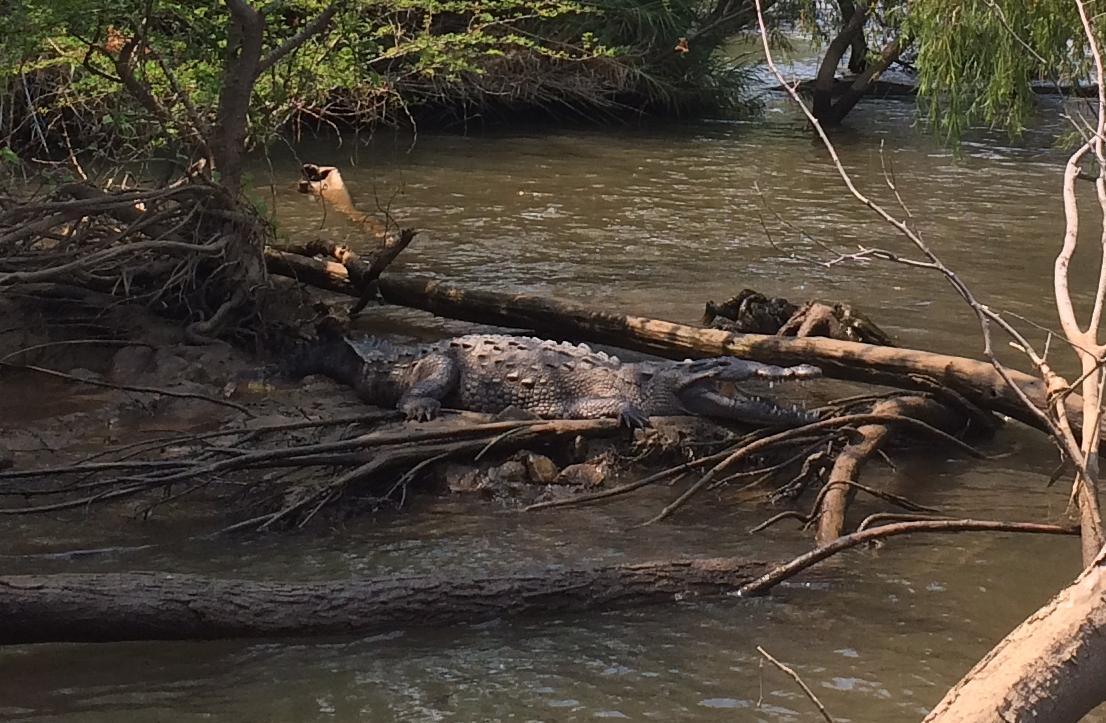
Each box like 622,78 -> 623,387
757,646 -> 836,723
256,1 -> 345,76
751,0 -> 1087,485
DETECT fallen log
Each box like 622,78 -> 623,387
2,519 -> 1080,645
0,558 -> 770,644
261,251 -> 1070,436
372,275 -> 1061,432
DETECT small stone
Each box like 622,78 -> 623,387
489,459 -> 528,483
111,345 -> 156,379
556,462 -> 606,487
521,452 -> 559,484
444,463 -> 486,493
152,349 -> 192,379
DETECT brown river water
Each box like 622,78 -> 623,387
3,87 -> 1105,721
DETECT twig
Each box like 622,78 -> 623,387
524,454 -> 725,512
749,481 -> 943,534
757,646 -> 835,723
66,410 -> 399,467
0,339 -> 150,363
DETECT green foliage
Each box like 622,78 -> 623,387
1,0 -> 762,163
907,0 -> 1090,142
792,0 -> 1101,142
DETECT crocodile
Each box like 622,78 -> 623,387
287,332 -> 821,427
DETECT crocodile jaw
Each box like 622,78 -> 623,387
674,358 -> 822,391
677,387 -> 818,426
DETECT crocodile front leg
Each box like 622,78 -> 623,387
397,353 -> 459,421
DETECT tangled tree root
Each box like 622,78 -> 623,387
0,179 -> 273,341
526,391 -> 992,540
0,414 -> 648,531
703,288 -> 895,345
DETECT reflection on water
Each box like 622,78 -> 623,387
3,93 -> 1103,721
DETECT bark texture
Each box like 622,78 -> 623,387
0,558 -> 768,644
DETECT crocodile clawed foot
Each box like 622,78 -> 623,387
400,397 -> 442,422
618,405 -> 651,429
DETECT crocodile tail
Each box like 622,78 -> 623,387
281,335 -> 365,387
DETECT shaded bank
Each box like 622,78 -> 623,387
1,0 -> 774,161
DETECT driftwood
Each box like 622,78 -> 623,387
0,557 -> 770,644
704,288 -> 894,345
261,251 -> 1072,436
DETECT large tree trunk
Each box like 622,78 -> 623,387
0,558 -> 768,644
812,5 -> 867,123
213,1 -> 265,192
924,545 -> 1106,723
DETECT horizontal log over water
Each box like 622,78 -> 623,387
261,251 -> 1073,436
0,558 -> 769,644
374,275 -> 1065,434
